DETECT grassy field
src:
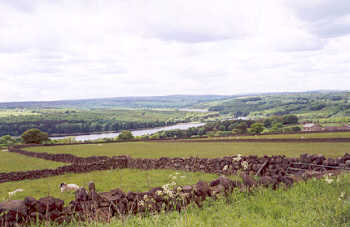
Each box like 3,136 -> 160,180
27,141 -> 350,158
201,131 -> 350,140
0,150 -> 66,172
37,173 -> 350,227
0,168 -> 226,204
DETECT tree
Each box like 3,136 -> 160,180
263,119 -> 272,128
235,122 -> 248,134
0,135 -> 16,146
21,128 -> 49,144
118,130 -> 134,140
249,123 -> 264,135
282,115 -> 298,125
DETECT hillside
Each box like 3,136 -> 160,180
201,91 -> 350,122
0,95 -> 230,109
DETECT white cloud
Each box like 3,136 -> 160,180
0,0 -> 349,102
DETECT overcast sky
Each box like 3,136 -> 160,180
1,0 -> 350,102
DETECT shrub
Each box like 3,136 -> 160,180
21,129 -> 49,144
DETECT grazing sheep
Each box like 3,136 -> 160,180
60,183 -> 80,192
8,189 -> 24,197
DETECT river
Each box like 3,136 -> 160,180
50,122 -> 205,142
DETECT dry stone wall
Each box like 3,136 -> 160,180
3,147 -> 350,184
0,171 -> 335,227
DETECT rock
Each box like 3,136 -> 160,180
0,200 -> 26,216
88,182 -> 96,192
345,160 -> 350,166
241,174 -> 257,188
38,197 -> 64,213
75,188 -> 89,202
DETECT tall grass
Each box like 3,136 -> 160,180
40,173 -> 350,227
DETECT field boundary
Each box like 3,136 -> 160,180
2,146 -> 350,184
2,146 -> 350,226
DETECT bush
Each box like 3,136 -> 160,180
21,129 -> 49,144
249,123 -> 264,135
118,130 -> 134,140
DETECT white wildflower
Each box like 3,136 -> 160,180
138,200 -> 145,207
156,190 -> 163,196
177,186 -> 182,192
233,154 -> 242,162
241,161 -> 249,170
223,165 -> 228,171
324,175 -> 334,184
180,176 -> 186,178
175,172 -> 180,175
143,195 -> 148,200
171,176 -> 177,180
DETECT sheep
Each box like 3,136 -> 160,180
8,189 -> 24,197
60,183 -> 80,192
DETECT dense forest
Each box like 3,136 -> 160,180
0,109 -> 215,136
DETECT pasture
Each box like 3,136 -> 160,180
0,149 -> 65,172
0,168 -> 225,203
201,131 -> 350,140
27,141 -> 350,158
35,173 -> 350,227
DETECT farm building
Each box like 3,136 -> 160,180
302,123 -> 323,132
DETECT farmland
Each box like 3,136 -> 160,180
1,139 -> 350,226
60,173 -> 350,227
0,168 -> 224,204
200,131 -> 350,140
27,141 -> 350,158
0,149 -> 65,172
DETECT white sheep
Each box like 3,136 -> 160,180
8,189 -> 24,197
60,183 -> 80,192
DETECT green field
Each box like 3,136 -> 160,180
28,141 -> 350,158
0,150 -> 66,172
34,173 -> 350,227
0,169 -> 224,204
201,131 -> 350,140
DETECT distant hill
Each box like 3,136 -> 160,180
0,95 -> 231,109
200,91 -> 350,122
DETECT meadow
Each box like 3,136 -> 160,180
202,131 -> 350,140
0,149 -> 65,172
27,141 -> 350,158
34,173 -> 350,227
0,168 -> 225,204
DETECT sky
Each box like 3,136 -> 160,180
0,0 -> 350,102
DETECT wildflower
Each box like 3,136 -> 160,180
324,175 -> 334,184
143,195 -> 148,200
232,154 -> 242,162
339,192 -> 346,200
156,190 -> 163,196
175,172 -> 180,175
172,176 -> 177,180
241,161 -> 249,170
223,165 -> 229,171
177,186 -> 182,192
180,176 -> 186,178
138,200 -> 145,207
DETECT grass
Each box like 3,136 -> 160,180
0,168 -> 226,204
37,173 -> 350,227
201,131 -> 350,140
27,141 -> 350,158
0,149 -> 66,172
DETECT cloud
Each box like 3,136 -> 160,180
0,0 -> 349,102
